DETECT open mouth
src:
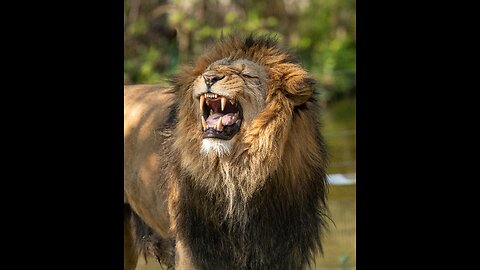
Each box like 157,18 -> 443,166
199,93 -> 242,140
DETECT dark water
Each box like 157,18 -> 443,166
323,97 -> 356,175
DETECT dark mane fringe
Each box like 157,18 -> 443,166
176,165 -> 329,269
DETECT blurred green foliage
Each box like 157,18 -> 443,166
124,0 -> 355,103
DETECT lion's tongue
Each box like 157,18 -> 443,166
206,113 -> 237,127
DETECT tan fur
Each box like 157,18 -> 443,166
124,85 -> 176,270
124,84 -> 174,237
124,36 -> 328,269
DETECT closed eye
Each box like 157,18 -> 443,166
242,73 -> 258,79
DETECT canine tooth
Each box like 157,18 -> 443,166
217,117 -> 223,130
210,109 -> 213,116
199,95 -> 205,113
221,97 -> 227,111
201,116 -> 207,130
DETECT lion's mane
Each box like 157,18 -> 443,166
167,35 -> 329,269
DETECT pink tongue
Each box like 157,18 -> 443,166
206,113 -> 237,126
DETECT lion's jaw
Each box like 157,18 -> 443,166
192,58 -> 268,156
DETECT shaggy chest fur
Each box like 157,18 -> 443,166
174,170 -> 325,270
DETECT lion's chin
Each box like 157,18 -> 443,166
201,137 -> 236,157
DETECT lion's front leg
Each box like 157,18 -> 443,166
174,239 -> 196,270
124,205 -> 139,270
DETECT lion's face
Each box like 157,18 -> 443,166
191,58 -> 268,156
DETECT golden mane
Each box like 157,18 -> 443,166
172,35 -> 326,214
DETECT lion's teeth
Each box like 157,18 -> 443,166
216,117 -> 222,130
221,97 -> 227,111
205,93 -> 219,99
201,116 -> 207,131
210,109 -> 213,116
199,95 -> 204,113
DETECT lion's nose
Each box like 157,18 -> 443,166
203,74 -> 225,88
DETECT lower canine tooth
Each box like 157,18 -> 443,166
201,116 -> 207,130
217,117 -> 223,130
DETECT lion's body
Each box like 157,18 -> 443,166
124,36 -> 328,270
124,85 -> 176,268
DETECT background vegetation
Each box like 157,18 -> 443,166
124,0 -> 355,103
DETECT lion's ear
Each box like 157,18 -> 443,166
278,63 -> 315,106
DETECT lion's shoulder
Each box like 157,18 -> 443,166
123,84 -> 177,148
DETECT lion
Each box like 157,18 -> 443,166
124,35 -> 329,270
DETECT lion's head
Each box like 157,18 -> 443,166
193,57 -> 268,156
172,35 -> 326,217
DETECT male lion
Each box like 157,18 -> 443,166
124,35 -> 329,270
